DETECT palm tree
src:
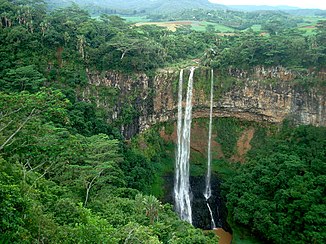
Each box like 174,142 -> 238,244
142,195 -> 161,224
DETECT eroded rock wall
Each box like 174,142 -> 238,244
83,66 -> 326,138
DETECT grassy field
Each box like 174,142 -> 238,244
134,21 -> 189,31
245,24 -> 262,32
121,16 -> 150,23
134,20 -> 235,32
190,21 -> 235,32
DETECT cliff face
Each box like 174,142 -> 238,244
83,67 -> 326,138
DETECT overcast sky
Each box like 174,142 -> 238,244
208,0 -> 326,10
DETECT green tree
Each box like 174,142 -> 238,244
0,89 -> 69,153
0,158 -> 27,242
121,150 -> 154,193
1,65 -> 45,92
69,134 -> 124,206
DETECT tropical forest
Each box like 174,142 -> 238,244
0,0 -> 325,243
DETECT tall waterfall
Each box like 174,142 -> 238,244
174,69 -> 183,216
204,69 -> 214,200
204,69 -> 216,229
174,67 -> 195,224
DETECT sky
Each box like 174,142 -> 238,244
208,0 -> 326,10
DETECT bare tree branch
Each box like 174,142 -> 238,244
124,228 -> 136,244
84,169 -> 103,207
0,108 -> 35,151
29,161 -> 47,172
32,161 -> 55,187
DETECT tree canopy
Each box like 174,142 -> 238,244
226,125 -> 326,243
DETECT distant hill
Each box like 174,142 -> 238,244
285,9 -> 326,17
46,0 -> 326,17
46,0 -> 226,13
228,5 -> 326,16
228,5 -> 300,11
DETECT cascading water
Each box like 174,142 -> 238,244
204,69 -> 216,229
174,69 -> 183,216
206,202 -> 216,228
204,69 -> 214,200
174,67 -> 195,224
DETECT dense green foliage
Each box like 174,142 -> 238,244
226,125 -> 326,243
1,0 -> 324,81
0,156 -> 218,243
0,1 -> 220,242
203,23 -> 326,69
214,118 -> 243,159
0,82 -> 216,243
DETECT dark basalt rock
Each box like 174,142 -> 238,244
190,175 -> 230,232
163,173 -> 231,232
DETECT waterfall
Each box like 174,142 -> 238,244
204,69 -> 214,200
207,202 -> 216,229
204,69 -> 216,229
174,67 -> 195,224
174,69 -> 183,215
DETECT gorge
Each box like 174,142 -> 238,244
83,65 -> 326,234
1,1 -> 325,242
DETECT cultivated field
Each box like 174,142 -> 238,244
134,20 -> 235,32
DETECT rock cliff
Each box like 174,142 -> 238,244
83,66 -> 326,138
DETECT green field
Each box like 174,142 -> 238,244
245,24 -> 262,32
121,16 -> 150,23
190,21 -> 235,32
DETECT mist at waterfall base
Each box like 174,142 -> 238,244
173,68 -> 230,231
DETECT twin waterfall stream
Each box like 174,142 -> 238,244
174,68 -> 216,229
204,69 -> 216,229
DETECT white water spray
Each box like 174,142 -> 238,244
174,67 -> 195,224
204,69 -> 216,229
